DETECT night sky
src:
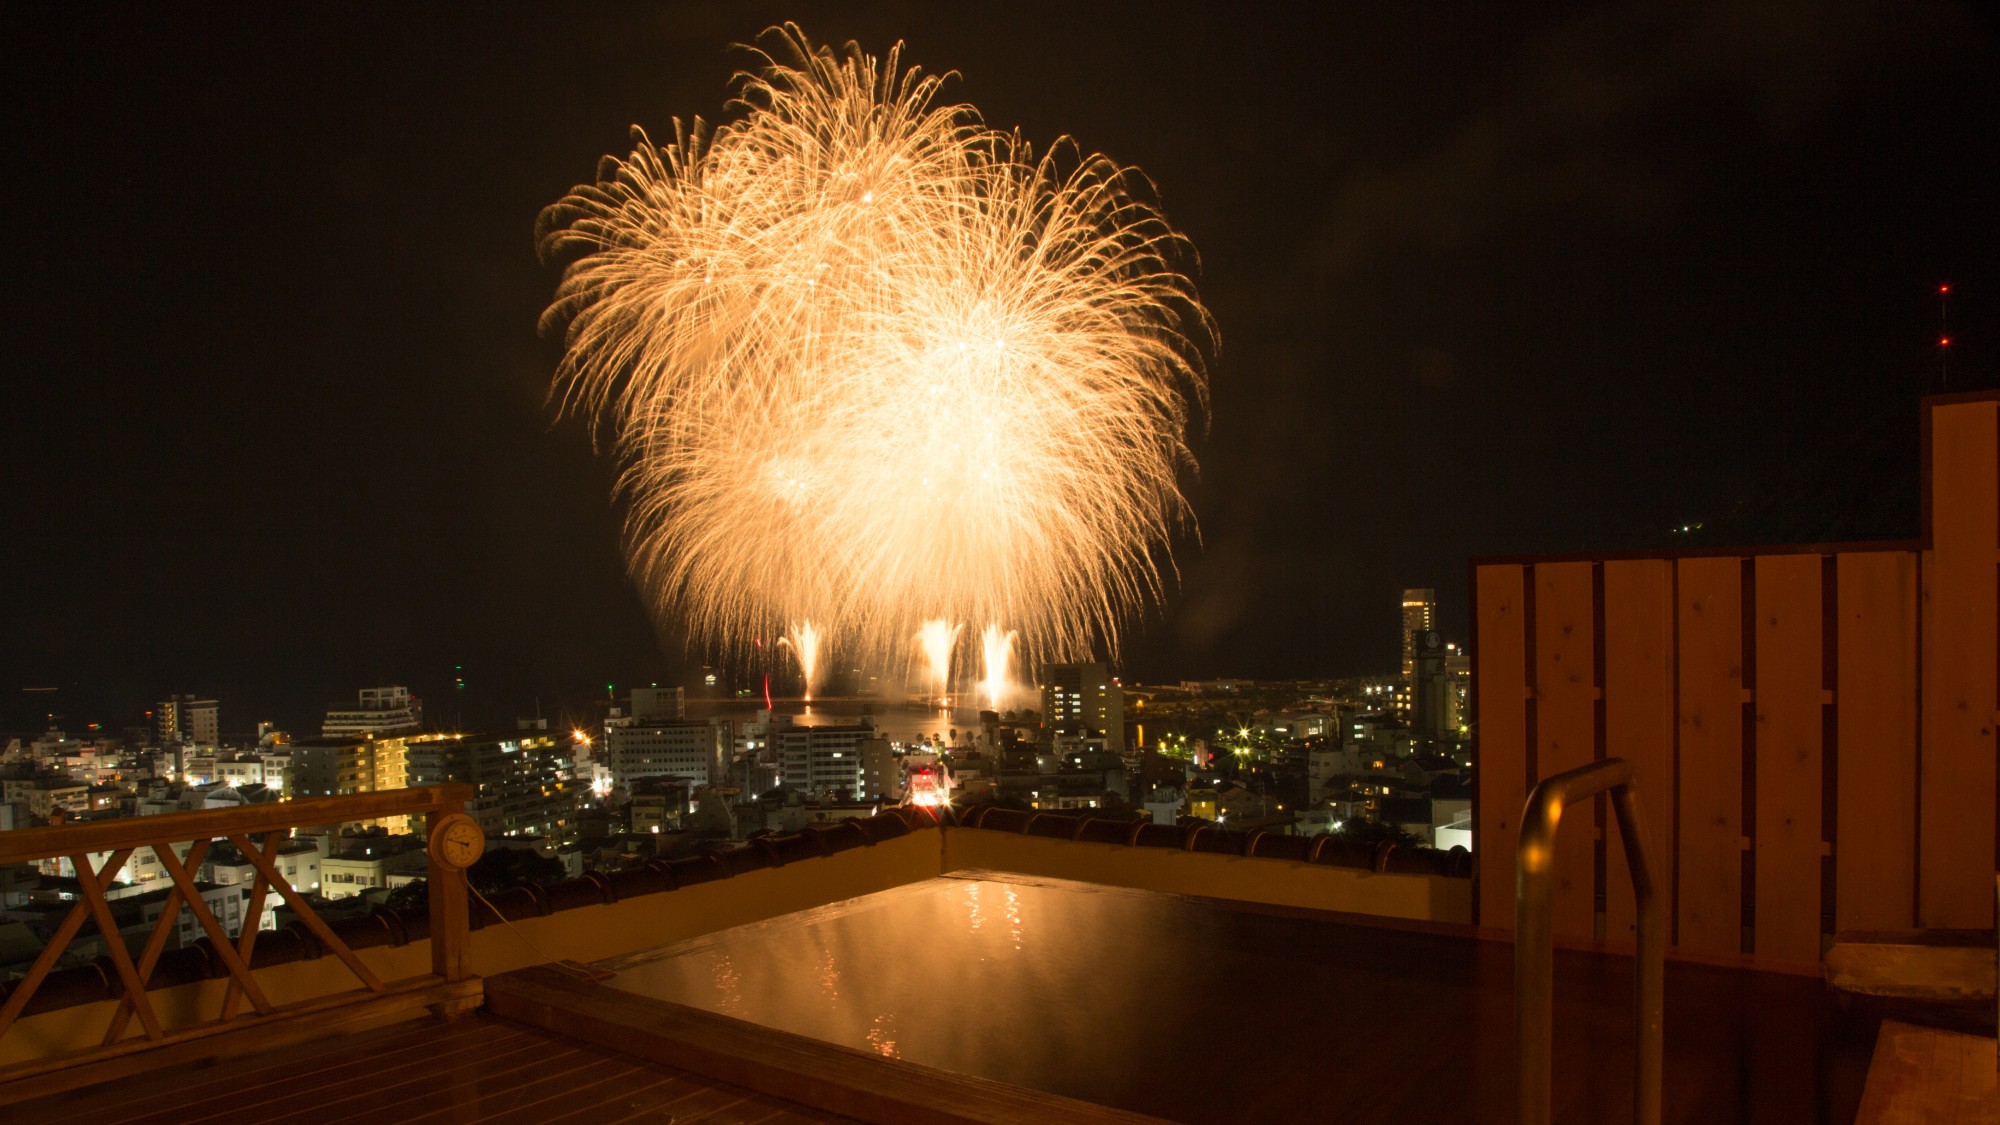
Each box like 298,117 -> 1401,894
5,2 -> 1997,735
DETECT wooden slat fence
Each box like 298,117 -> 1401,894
1474,393 -> 1999,959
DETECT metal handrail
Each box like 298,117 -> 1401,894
1516,757 -> 1664,1125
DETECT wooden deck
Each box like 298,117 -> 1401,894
1855,1021 -> 1999,1124
6,1011 -> 854,1124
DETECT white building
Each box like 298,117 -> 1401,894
604,719 -> 723,790
9,778 -> 90,821
322,686 -> 422,738
140,882 -> 246,945
320,838 -> 427,900
259,751 -> 292,794
214,756 -> 266,784
776,723 -> 884,800
1261,711 -> 1335,740
41,841 -> 199,888
203,839 -> 322,928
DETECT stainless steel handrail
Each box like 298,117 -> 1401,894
1516,757 -> 1664,1125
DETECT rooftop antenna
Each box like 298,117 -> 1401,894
1939,282 -> 1953,389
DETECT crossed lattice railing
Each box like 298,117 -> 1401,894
0,784 -> 475,1076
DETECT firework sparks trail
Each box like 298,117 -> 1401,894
539,25 -> 1212,670
979,623 -> 1017,712
780,619 -> 823,701
917,619 -> 962,706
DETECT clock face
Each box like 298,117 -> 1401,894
436,815 -> 485,869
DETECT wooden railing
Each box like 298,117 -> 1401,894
1474,392 -> 2000,961
0,784 -> 475,1089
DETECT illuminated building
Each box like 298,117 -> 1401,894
202,838 -> 322,925
1444,644 -> 1470,738
1039,662 -> 1125,760
319,835 -> 428,901
286,734 -> 411,832
321,686 -> 422,738
405,731 -> 578,841
603,718 -> 724,792
860,738 -> 900,801
155,694 -> 219,747
260,750 -> 293,793
1400,587 -> 1436,681
1184,786 -> 1218,821
12,779 -> 89,821
1411,630 -> 1451,748
776,723 -> 885,800
627,779 -> 689,835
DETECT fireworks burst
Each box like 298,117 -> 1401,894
917,619 -> 962,706
780,619 -> 823,702
979,624 -> 1017,712
539,25 -> 1212,672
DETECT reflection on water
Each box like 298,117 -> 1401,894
683,699 -> 983,745
709,952 -> 741,1018
816,941 -> 841,1007
865,1011 -> 900,1059
602,875 -> 1862,1124
606,877 -> 1221,1110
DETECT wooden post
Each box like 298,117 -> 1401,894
427,813 -> 473,987
1474,563 -> 1529,930
1919,398 -> 2000,929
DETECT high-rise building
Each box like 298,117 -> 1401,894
405,731 -> 579,841
1400,588 -> 1437,682
286,734 -> 412,832
604,719 -> 723,791
1040,663 -> 1125,758
1444,644 -> 1470,740
775,723 -> 884,800
322,686 -> 423,738
288,735 -> 408,797
156,695 -> 219,746
1411,631 -> 1450,749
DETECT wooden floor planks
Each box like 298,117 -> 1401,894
3,1012 -> 855,1124
1854,1020 -> 1999,1125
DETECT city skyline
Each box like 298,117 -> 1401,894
6,3 -> 1998,732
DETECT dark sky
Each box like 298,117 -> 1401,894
4,1 -> 1997,734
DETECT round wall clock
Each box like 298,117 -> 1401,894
431,812 -> 486,870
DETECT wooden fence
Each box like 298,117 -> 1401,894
0,784 -> 476,1088
1474,392 -> 2000,961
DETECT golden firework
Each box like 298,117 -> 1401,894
539,25 -> 1212,675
